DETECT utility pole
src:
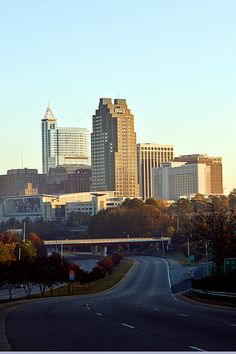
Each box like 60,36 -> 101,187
61,242 -> 63,263
18,247 -> 21,261
187,238 -> 190,265
23,222 -> 26,242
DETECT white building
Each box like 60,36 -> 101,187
42,104 -> 89,174
137,143 -> 174,200
0,192 -> 125,223
152,162 -> 211,201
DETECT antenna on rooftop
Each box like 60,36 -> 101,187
21,154 -> 24,169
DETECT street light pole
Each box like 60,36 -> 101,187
187,238 -> 190,265
23,222 -> 26,242
60,242 -> 63,263
205,240 -> 209,276
162,236 -> 165,256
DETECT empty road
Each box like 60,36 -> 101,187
5,256 -> 236,351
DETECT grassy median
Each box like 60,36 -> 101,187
42,259 -> 134,297
0,259 -> 134,303
47,258 -> 134,297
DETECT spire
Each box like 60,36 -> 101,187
42,102 -> 56,121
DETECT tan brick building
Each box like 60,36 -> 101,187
137,143 -> 174,200
91,98 -> 139,198
173,154 -> 223,195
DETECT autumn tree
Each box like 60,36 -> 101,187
28,232 -> 47,258
229,189 -> 236,211
97,257 -> 115,274
145,198 -> 168,213
122,198 -> 144,209
0,231 -> 21,244
191,208 -> 235,274
0,242 -> 16,263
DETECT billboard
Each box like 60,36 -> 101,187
4,197 -> 42,216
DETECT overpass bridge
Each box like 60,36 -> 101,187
44,237 -> 170,256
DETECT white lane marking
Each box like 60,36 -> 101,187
96,312 -> 103,316
161,258 -> 178,301
230,323 -> 236,327
178,313 -> 189,317
121,323 -> 135,329
189,345 -> 205,351
154,307 -> 160,311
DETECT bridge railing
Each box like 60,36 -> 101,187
44,237 -> 170,246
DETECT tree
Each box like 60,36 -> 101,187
192,208 -> 235,274
122,198 -> 144,209
88,266 -> 106,283
97,257 -> 115,274
145,198 -> 168,212
157,214 -> 174,236
208,195 -> 229,211
0,242 -> 16,263
15,241 -> 37,261
176,198 -> 193,214
28,232 -> 47,258
67,211 -> 91,226
229,189 -> 236,211
0,231 -> 21,244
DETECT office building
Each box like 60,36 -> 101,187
137,143 -> 174,200
0,169 -> 45,197
0,191 -> 124,222
41,104 -> 89,174
173,154 -> 223,195
152,162 -> 211,201
91,98 -> 139,198
64,165 -> 91,193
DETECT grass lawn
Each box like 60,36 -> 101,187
165,251 -> 198,266
183,291 -> 236,308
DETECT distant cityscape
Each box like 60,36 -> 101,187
0,98 -> 223,223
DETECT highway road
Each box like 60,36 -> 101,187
5,256 -> 236,351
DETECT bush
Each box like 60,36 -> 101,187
192,273 -> 236,292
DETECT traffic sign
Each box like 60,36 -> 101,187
69,270 -> 75,281
224,258 -> 236,274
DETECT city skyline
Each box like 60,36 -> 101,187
0,0 -> 235,194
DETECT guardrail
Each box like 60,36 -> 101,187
193,288 -> 236,298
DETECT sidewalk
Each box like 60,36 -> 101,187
165,257 -> 195,285
164,257 -> 197,294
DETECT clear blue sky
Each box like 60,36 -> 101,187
0,0 -> 235,194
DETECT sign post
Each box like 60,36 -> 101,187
69,270 -> 75,281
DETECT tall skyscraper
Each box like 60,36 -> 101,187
91,98 -> 139,197
173,154 -> 223,195
41,104 -> 89,174
137,143 -> 174,200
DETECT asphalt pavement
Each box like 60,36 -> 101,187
3,256 -> 236,351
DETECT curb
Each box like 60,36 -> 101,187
0,299 -> 37,351
86,258 -> 137,297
